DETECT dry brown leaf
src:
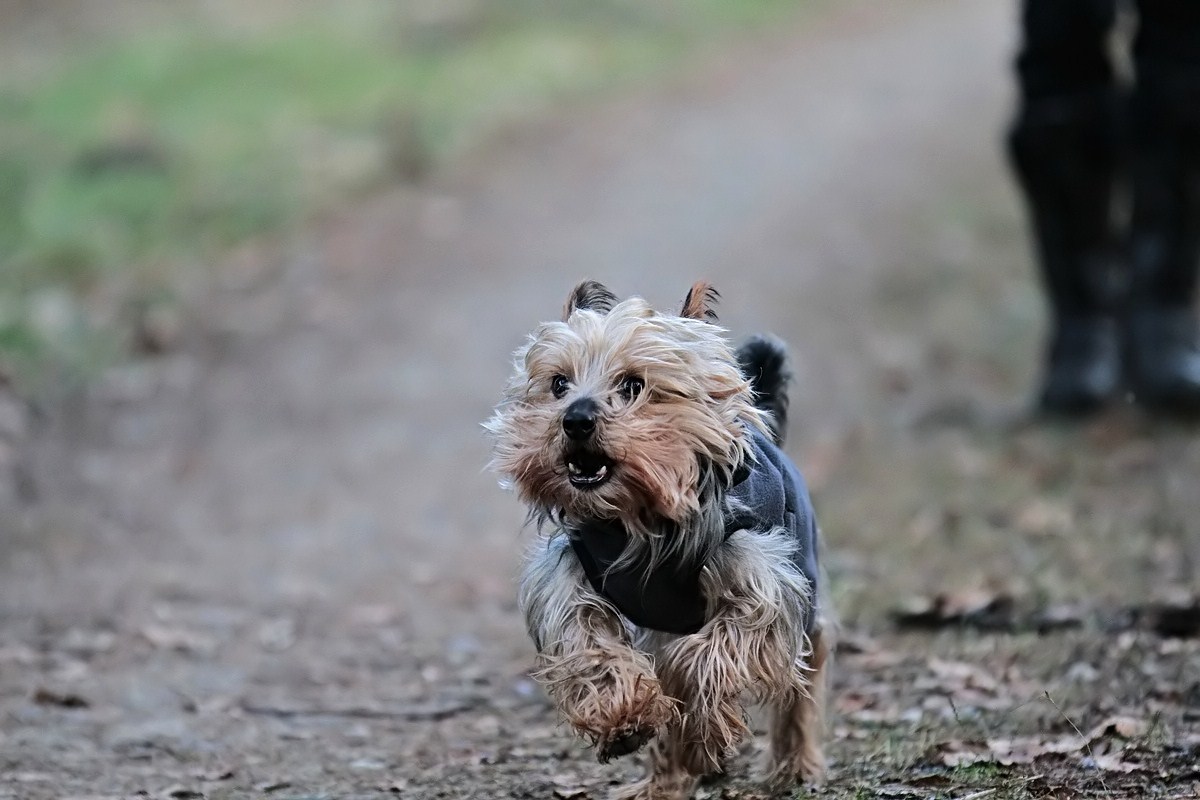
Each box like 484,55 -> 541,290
191,769 -> 234,782
1087,754 -> 1143,773
32,688 -> 90,709
1014,498 -> 1074,536
164,788 -> 205,799
1148,596 -> 1200,638
931,733 -> 1104,769
0,644 -> 38,666
1086,715 -> 1148,744
139,625 -> 218,656
552,789 -> 589,800
846,648 -> 907,671
835,690 -> 878,714
254,781 -> 291,793
986,734 -> 1082,763
873,785 -> 926,798
550,772 -> 590,799
928,739 -> 992,767
906,507 -> 943,541
928,659 -> 1000,694
834,629 -> 883,656
892,590 -> 1014,631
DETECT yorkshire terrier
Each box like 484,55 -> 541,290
487,281 -> 831,799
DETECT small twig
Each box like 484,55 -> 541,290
944,691 -> 995,741
240,698 -> 478,722
943,692 -> 962,726
957,789 -> 997,800
1043,691 -> 1109,794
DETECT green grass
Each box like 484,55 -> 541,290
0,1 -> 810,388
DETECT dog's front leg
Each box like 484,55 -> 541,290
520,537 -> 675,761
656,529 -> 813,777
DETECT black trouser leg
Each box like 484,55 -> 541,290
1009,0 -> 1123,414
1126,0 -> 1200,414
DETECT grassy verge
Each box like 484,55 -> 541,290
0,0 -> 809,389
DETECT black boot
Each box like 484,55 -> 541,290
1009,91 -> 1124,415
1125,61 -> 1200,416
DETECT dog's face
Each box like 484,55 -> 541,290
487,281 -> 761,525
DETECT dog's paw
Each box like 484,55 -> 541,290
590,673 -> 675,762
537,650 -> 676,760
597,722 -> 656,762
762,747 -> 825,791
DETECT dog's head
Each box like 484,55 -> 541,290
486,280 -> 765,527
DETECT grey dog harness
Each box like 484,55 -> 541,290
568,430 -> 819,636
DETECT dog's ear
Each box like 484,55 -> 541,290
680,281 -> 719,321
563,280 -> 618,320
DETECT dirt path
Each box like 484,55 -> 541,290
3,2 -> 1198,798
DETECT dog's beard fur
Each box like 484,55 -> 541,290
485,287 -> 769,568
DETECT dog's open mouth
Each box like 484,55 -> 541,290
565,450 -> 612,489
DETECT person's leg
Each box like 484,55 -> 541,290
1008,0 -> 1122,415
1126,0 -> 1200,414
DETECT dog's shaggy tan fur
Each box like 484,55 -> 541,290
487,281 -> 831,799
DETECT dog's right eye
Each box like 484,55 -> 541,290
551,375 -> 570,398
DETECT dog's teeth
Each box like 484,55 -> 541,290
595,465 -> 607,479
567,462 -> 580,475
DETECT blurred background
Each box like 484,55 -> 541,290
0,0 -> 808,385
1,2 -> 1197,798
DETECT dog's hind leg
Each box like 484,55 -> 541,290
519,537 -> 675,761
766,622 -> 830,789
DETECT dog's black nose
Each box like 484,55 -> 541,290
562,398 -> 599,441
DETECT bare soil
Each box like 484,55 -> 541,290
2,2 -> 1198,798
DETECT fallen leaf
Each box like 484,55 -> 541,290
1030,604 -> 1086,633
1084,754 -> 1142,773
1148,596 -> 1200,638
552,789 -> 589,800
985,734 -> 1082,763
1014,498 -> 1074,536
551,772 -> 590,799
834,629 -> 882,655
164,788 -> 204,799
60,628 -> 117,657
835,690 -> 878,714
256,618 -> 296,652
873,785 -> 926,798
254,781 -> 291,793
958,791 -> 999,800
348,604 -> 403,627
892,590 -> 1015,631
192,769 -> 234,782
929,733 -> 1094,769
32,688 -> 90,709
1086,715 -> 1149,743
928,659 -> 1000,694
927,739 -> 992,767
0,644 -> 38,665
139,625 -> 218,656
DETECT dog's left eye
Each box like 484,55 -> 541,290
619,375 -> 644,402
551,375 -> 570,398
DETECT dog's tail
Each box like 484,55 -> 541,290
736,334 -> 791,446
